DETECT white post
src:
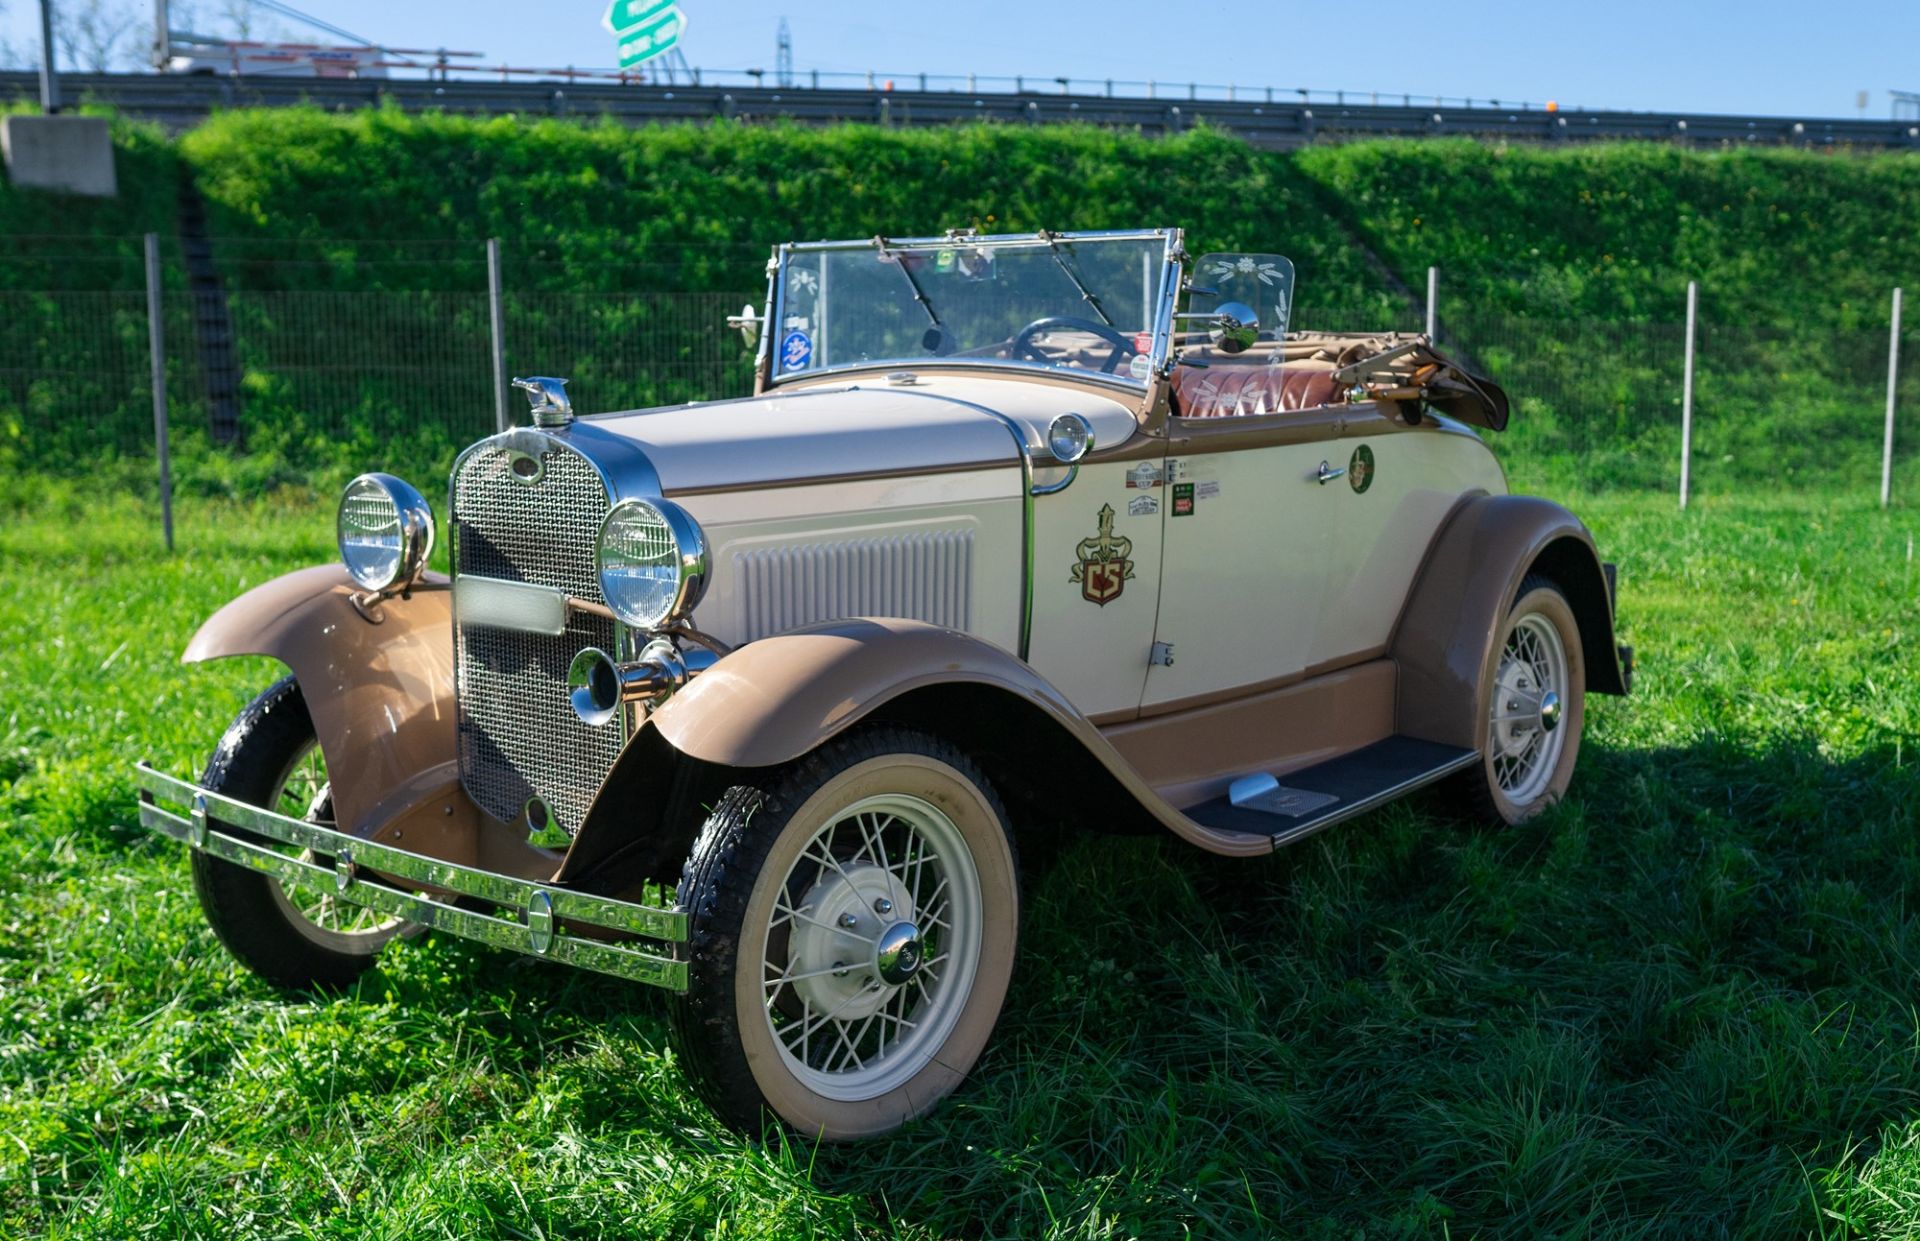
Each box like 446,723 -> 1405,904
1884,287 -> 1903,509
1425,265 -> 1437,340
487,237 -> 508,434
144,233 -> 175,551
1680,280 -> 1697,510
38,0 -> 60,113
152,0 -> 171,69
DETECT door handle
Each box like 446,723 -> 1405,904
1316,461 -> 1346,485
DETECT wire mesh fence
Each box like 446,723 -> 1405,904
3,240 -> 1914,510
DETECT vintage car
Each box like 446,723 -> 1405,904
132,228 -> 1630,1139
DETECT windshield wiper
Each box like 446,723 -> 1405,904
1038,230 -> 1114,327
872,235 -> 940,329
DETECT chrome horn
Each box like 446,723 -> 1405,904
567,640 -> 717,727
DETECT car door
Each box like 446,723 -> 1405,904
1307,413 -> 1508,668
1140,412 -> 1338,712
1024,456 -> 1166,721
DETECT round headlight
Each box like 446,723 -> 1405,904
337,473 -> 434,593
597,498 -> 708,630
1047,413 -> 1094,464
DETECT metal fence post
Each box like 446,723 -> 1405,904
144,233 -> 175,551
1680,280 -> 1697,510
1425,266 -> 1438,340
488,237 -> 508,434
1884,287 -> 1903,508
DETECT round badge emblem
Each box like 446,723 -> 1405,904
1348,444 -> 1375,494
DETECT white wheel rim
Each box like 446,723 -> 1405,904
1489,611 -> 1570,805
264,739 -> 408,947
761,793 -> 984,1102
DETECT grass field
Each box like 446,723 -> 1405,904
4,481 -> 1920,1238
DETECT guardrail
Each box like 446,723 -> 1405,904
8,72 -> 1920,149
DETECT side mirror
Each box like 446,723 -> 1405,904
1210,302 -> 1260,354
726,303 -> 762,349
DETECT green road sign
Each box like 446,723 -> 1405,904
603,0 -> 688,69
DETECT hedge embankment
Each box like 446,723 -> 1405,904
5,109 -> 1918,491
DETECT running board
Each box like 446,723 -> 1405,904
1184,736 -> 1479,848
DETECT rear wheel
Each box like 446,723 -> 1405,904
190,677 -> 410,989
1454,575 -> 1586,825
671,727 -> 1019,1139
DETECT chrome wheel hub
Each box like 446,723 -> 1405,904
783,861 -> 914,1022
873,921 -> 926,985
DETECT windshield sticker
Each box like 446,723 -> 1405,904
1349,444 -> 1375,494
1128,354 -> 1153,381
1070,504 -> 1136,607
1203,256 -> 1289,287
1133,332 -> 1152,354
1126,461 -> 1163,489
1196,479 -> 1220,500
1171,482 -> 1196,517
1128,494 -> 1159,517
935,248 -> 957,272
780,329 -> 814,371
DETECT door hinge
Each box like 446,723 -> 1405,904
1149,641 -> 1176,667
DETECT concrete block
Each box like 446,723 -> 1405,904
1,115 -> 118,197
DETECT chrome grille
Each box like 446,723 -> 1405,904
453,440 -> 623,834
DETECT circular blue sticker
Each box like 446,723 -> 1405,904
780,329 -> 813,371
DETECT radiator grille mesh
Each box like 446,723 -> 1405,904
453,442 -> 622,834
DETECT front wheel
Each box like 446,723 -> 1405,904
1453,575 -> 1587,825
190,676 -> 411,989
671,727 -> 1020,1139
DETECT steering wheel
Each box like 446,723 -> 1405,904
1010,316 -> 1137,374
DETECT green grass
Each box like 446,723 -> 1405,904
5,482 -> 1920,1238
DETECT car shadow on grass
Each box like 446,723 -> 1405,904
58,733 -> 1920,1236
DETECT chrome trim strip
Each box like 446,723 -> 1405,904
130,763 -> 688,989
1029,465 -> 1078,496
1266,749 -> 1481,850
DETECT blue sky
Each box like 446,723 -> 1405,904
7,0 -> 1918,119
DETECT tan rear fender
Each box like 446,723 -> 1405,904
182,564 -> 461,840
1392,494 -> 1628,755
567,618 -> 1279,867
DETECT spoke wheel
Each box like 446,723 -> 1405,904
1452,575 -> 1587,826
762,793 -> 983,1100
261,738 -> 409,950
1488,612 -> 1570,806
672,727 -> 1019,1140
191,676 -> 411,989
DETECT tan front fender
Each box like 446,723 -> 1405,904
1391,494 -> 1627,755
566,617 -> 1277,863
183,564 -> 458,839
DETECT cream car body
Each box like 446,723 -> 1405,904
132,228 -> 1629,1140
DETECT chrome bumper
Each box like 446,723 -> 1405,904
129,762 -> 689,991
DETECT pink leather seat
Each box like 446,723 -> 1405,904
1171,365 -> 1339,419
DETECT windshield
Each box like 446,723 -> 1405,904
771,232 -> 1173,385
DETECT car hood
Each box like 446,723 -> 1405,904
580,374 -> 1142,495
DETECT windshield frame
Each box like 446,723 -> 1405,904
763,229 -> 1185,396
